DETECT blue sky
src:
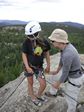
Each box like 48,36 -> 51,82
0,0 -> 84,24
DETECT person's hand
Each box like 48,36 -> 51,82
26,67 -> 34,74
52,81 -> 61,89
45,66 -> 50,73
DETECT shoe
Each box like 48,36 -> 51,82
37,96 -> 48,103
56,89 -> 64,97
45,92 -> 57,97
31,99 -> 42,106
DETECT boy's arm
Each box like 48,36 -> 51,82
55,64 -> 62,74
22,52 -> 34,74
44,51 -> 50,73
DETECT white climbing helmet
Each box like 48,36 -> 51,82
25,21 -> 41,35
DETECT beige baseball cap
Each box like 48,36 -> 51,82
48,29 -> 69,43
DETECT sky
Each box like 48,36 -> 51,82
0,0 -> 84,24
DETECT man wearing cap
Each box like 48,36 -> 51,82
45,29 -> 84,112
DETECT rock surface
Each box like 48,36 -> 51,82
0,53 -> 84,112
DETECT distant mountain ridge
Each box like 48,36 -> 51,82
0,20 -> 84,29
60,22 -> 84,29
0,20 -> 27,26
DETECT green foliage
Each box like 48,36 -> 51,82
0,23 -> 84,87
40,22 -> 84,54
0,25 -> 24,87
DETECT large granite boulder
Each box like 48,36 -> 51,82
0,53 -> 84,112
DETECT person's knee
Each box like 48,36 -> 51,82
40,80 -> 46,88
27,77 -> 33,86
28,81 -> 33,86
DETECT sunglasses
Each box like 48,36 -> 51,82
28,32 -> 39,39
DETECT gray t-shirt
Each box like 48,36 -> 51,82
59,43 -> 81,83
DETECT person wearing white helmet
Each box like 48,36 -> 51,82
45,28 -> 84,112
22,21 -> 51,106
25,21 -> 41,36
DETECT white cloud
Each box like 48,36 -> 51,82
0,0 -> 84,24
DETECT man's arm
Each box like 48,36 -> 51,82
50,62 -> 62,75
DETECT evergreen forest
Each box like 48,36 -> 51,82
0,22 -> 84,87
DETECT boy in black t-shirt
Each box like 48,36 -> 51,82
22,21 -> 50,106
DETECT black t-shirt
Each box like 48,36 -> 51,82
22,38 -> 51,67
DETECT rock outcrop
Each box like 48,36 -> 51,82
0,53 -> 84,112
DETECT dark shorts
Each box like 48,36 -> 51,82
24,67 -> 45,79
